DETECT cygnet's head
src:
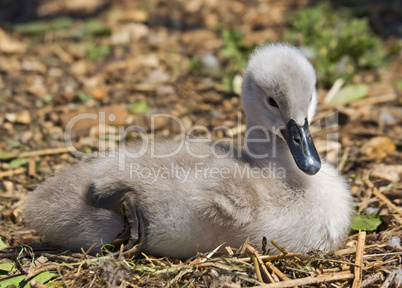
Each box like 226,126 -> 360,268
242,43 -> 321,175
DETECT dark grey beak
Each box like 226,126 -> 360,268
281,118 -> 321,175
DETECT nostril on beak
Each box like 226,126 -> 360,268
293,136 -> 301,145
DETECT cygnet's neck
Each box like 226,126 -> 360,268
244,125 -> 309,188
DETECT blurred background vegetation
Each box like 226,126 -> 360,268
0,0 -> 400,101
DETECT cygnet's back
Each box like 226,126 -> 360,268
24,161 -> 124,252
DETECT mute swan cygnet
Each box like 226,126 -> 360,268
24,43 -> 353,259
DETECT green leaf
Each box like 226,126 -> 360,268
86,45 -> 111,61
76,91 -> 92,103
0,275 -> 25,287
351,213 -> 381,231
42,93 -> 54,104
187,57 -> 201,75
84,19 -> 112,37
0,152 -> 17,160
130,101 -> 148,115
45,280 -> 62,287
8,140 -> 24,148
396,80 -> 402,90
0,261 -> 16,273
0,238 -> 7,249
8,158 -> 29,169
0,271 -> 56,288
101,244 -> 117,256
50,17 -> 73,30
14,17 -> 73,36
15,21 -> 49,36
329,84 -> 369,105
30,271 -> 56,286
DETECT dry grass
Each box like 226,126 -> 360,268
1,0 -> 402,287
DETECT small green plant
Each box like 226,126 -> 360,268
14,17 -> 73,36
86,44 -> 111,61
72,42 -> 111,61
76,90 -> 92,102
221,29 -> 256,92
100,244 -> 118,255
285,2 -> 387,87
130,101 -> 148,115
187,56 -> 202,75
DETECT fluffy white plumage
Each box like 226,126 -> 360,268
24,43 -> 353,259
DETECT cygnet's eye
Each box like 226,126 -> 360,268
268,97 -> 279,108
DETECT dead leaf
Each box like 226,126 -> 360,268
0,29 -> 26,54
182,30 -> 218,45
370,164 -> 402,183
119,9 -> 149,22
360,136 -> 396,161
89,88 -> 108,100
65,0 -> 104,13
60,105 -> 129,132
5,111 -> 31,125
2,180 -> 14,193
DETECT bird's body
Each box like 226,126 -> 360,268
24,43 -> 353,259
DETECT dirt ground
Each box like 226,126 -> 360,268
0,0 -> 401,287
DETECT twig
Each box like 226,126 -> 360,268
225,246 -> 234,256
361,272 -> 382,287
191,243 -> 226,265
239,237 -> 250,256
203,243 -> 225,261
24,264 -> 58,281
271,240 -> 288,255
252,255 -> 264,283
265,261 -> 291,281
88,272 -> 97,288
383,189 -> 402,200
247,245 -> 275,283
349,92 -> 397,107
334,244 -> 381,256
373,188 -> 402,220
29,157 -> 36,177
323,259 -> 356,266
0,193 -> 23,200
352,231 -> 366,288
338,146 -> 349,173
312,109 -> 335,123
363,258 -> 399,270
255,271 -> 354,288
19,147 -> 71,158
0,147 -> 71,163
196,253 -> 302,269
170,267 -> 193,285
41,253 -> 86,263
381,269 -> 402,288
56,265 -> 69,288
238,253 -> 302,263
363,252 -> 402,259
79,242 -> 97,262
52,44 -> 73,63
141,252 -> 155,267
0,167 -> 27,179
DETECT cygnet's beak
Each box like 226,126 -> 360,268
281,118 -> 321,175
